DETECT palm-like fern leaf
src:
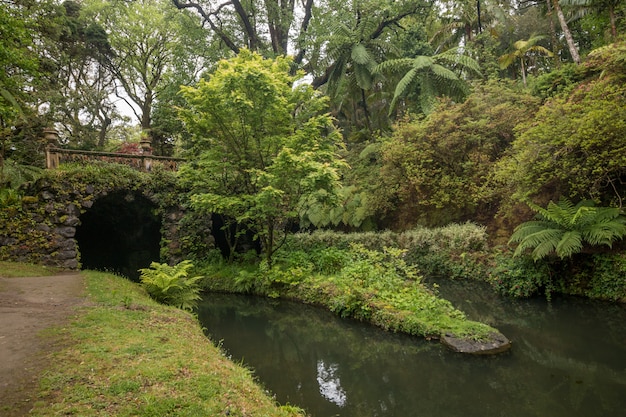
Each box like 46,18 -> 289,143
555,231 -> 583,259
389,67 -> 418,112
510,199 -> 626,260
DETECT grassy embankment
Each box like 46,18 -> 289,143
1,262 -> 303,417
196,227 -> 501,342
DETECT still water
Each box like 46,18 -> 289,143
197,281 -> 626,417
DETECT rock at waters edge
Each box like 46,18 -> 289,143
441,332 -> 511,355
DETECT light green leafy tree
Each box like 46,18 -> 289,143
509,199 -> 626,261
178,50 -> 346,267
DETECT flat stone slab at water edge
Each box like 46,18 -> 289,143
441,332 -> 512,355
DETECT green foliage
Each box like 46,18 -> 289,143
0,188 -> 21,209
197,241 -> 497,340
509,199 -> 626,260
139,260 -> 203,311
376,47 -> 481,115
566,253 -> 626,301
490,251 -> 626,301
0,4 -> 37,124
498,43 -> 626,205
530,63 -> 586,99
179,49 -> 346,267
489,252 -> 556,298
283,229 -> 400,252
0,159 -> 43,189
379,81 -> 540,227
400,223 -> 490,280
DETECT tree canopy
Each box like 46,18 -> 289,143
178,50 -> 346,266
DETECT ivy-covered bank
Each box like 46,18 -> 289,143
0,163 -> 212,269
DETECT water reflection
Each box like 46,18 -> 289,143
316,360 -> 347,407
197,289 -> 626,417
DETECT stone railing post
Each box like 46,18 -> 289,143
43,127 -> 60,169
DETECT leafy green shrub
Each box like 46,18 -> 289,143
498,73 -> 626,205
399,222 -> 488,252
284,230 -> 400,252
530,63 -> 585,99
139,260 -> 203,311
489,253 -> 555,298
566,253 -> 626,301
309,246 -> 349,275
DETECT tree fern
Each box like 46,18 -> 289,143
376,47 -> 480,115
510,199 -> 626,260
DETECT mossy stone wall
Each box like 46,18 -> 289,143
0,164 -> 213,270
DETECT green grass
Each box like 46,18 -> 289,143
198,245 -> 498,341
0,261 -> 62,277
29,270 -> 304,417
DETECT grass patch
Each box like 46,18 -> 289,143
29,270 -> 304,417
0,261 -> 62,277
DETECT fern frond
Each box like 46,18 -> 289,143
531,238 -> 559,261
354,62 -> 374,90
509,221 -> 558,243
435,48 -> 481,75
389,67 -> 419,112
512,198 -> 626,260
419,78 -> 437,114
513,228 -> 563,259
374,58 -> 414,74
429,64 -> 459,81
351,43 -> 372,66
411,55 -> 435,71
555,231 -> 583,259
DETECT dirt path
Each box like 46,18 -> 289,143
0,273 -> 86,416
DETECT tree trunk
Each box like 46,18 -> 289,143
552,0 -> 580,64
609,5 -> 617,39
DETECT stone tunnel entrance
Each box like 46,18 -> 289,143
75,190 -> 161,281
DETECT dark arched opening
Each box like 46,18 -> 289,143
76,190 -> 161,281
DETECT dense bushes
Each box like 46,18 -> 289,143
373,81 -> 540,228
490,252 -> 626,302
196,223 -> 500,340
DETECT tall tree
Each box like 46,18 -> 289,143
86,0 -> 207,138
171,0 -> 315,61
0,0 -> 41,176
178,50 -> 346,266
43,1 -> 119,149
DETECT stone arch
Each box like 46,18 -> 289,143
1,167 -> 206,273
75,190 -> 161,281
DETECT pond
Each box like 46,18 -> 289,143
196,280 -> 626,417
